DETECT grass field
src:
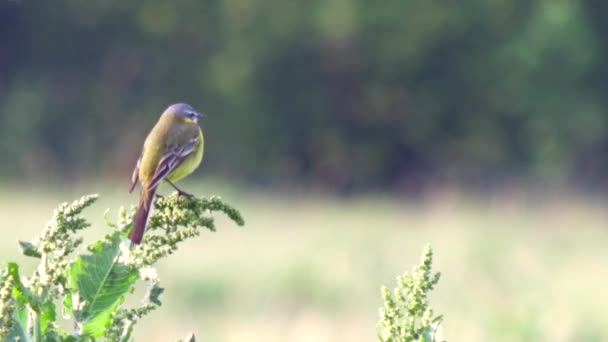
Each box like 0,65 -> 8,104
0,181 -> 606,341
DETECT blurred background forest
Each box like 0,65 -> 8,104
2,0 -> 608,192
1,1 -> 608,342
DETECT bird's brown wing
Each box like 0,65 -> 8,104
147,137 -> 198,191
129,155 -> 141,193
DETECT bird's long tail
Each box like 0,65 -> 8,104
129,188 -> 156,244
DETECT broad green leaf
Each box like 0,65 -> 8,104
6,305 -> 32,342
6,262 -> 57,337
7,262 -> 42,310
68,233 -> 138,337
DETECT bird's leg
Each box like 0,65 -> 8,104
166,180 -> 194,197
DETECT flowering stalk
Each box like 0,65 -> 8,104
0,192 -> 244,341
378,244 -> 444,342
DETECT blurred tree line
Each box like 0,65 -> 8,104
1,0 -> 607,192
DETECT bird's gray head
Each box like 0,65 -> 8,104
164,103 -> 205,123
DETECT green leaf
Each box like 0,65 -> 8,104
103,208 -> 117,229
7,263 -> 43,311
68,233 -> 138,338
18,240 -> 41,258
6,263 -> 57,338
4,263 -> 34,342
6,305 -> 32,342
5,263 -> 68,339
145,283 -> 164,306
60,335 -> 80,342
62,291 -> 73,318
39,301 -> 56,335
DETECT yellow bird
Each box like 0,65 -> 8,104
128,103 -> 205,244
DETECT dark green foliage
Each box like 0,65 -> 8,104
1,1 -> 606,189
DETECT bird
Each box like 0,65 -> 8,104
128,103 -> 205,244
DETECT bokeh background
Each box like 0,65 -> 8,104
1,1 -> 607,341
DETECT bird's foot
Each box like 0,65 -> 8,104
176,189 -> 194,198
166,179 -> 194,198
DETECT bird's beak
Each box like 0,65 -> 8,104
195,111 -> 206,118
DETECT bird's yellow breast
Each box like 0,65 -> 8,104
166,127 -> 204,182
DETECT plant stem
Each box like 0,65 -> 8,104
32,308 -> 41,342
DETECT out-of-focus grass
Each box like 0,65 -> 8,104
0,181 -> 607,341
